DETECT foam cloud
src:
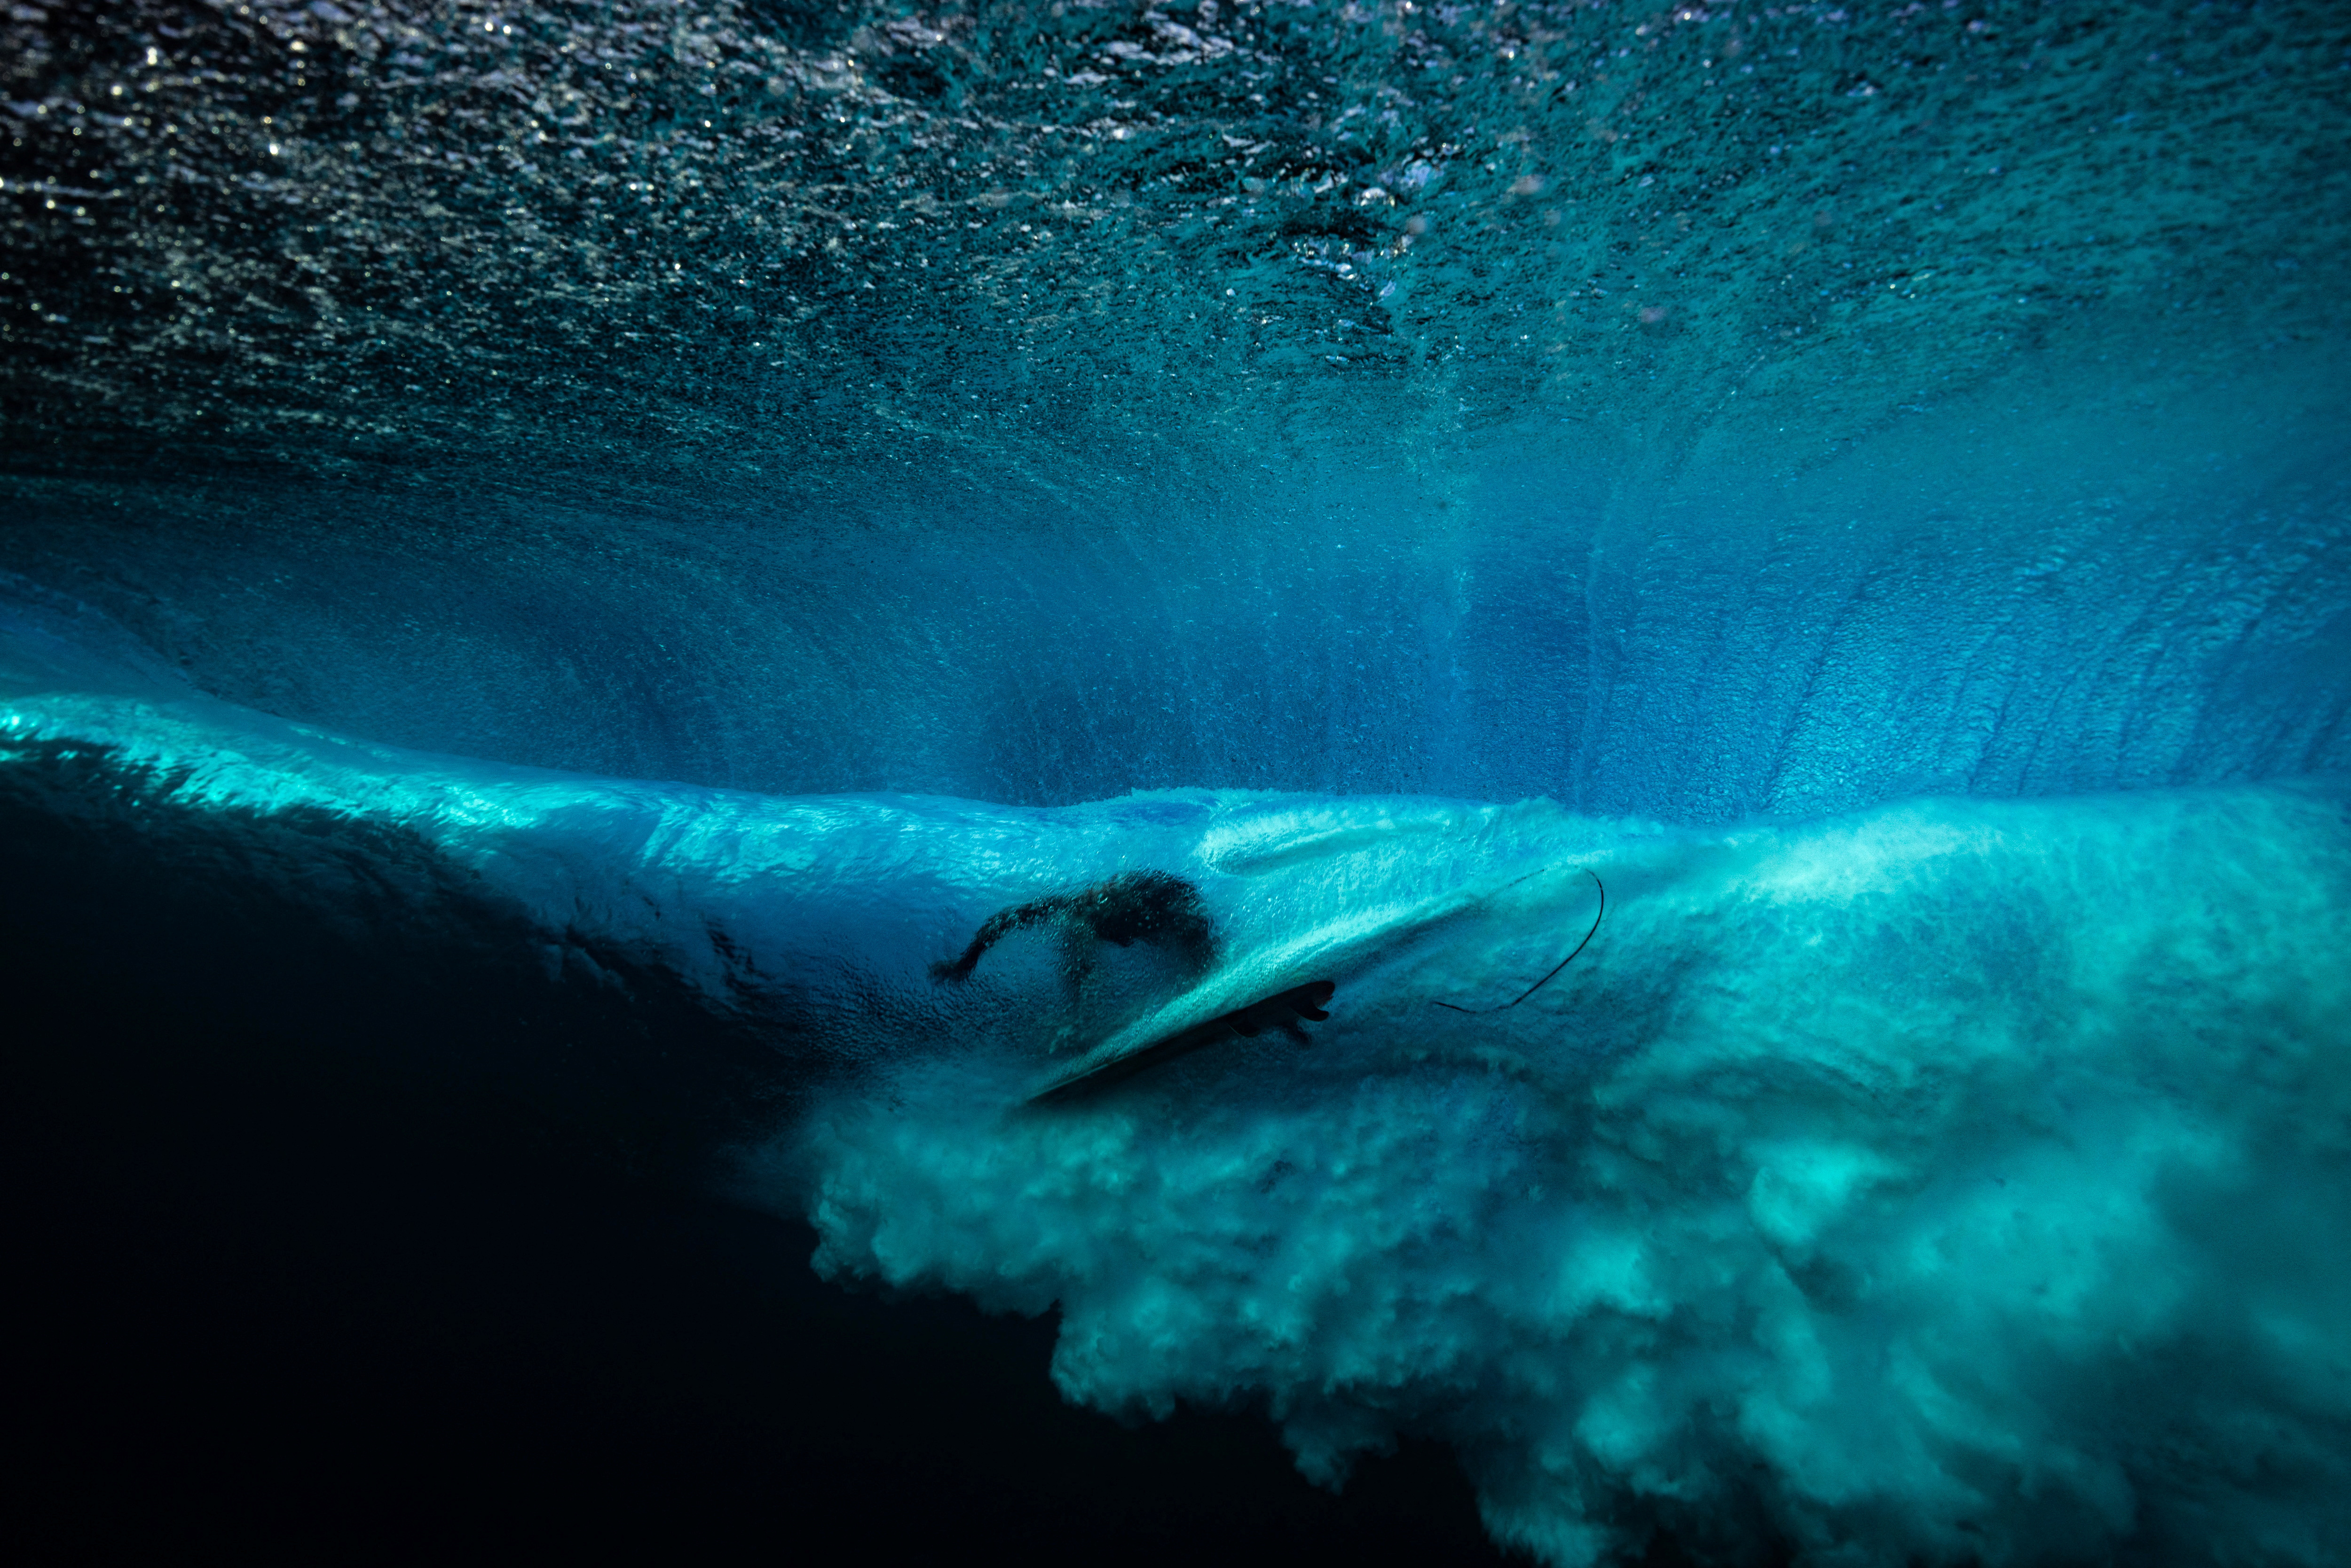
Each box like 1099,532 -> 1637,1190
799,786 -> 2351,1566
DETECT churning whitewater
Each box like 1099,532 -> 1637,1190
796,781 -> 2351,1567
9,613 -> 2347,1566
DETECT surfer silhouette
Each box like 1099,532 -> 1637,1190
931,869 -> 1219,996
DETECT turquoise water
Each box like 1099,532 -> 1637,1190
3,0 -> 2349,1560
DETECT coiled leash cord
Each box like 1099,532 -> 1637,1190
1432,867 -> 1605,1015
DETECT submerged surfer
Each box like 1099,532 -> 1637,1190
931,869 -> 1219,992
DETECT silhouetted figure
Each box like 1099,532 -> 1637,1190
931,870 -> 1218,992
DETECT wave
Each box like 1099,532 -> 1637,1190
9,621 -> 2347,1565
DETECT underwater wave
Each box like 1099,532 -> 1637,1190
9,612 -> 2346,1566
5,0 -> 2349,1560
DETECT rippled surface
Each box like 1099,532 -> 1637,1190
7,4 -> 2349,816
6,0 -> 2347,481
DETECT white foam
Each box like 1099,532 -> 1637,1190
795,786 -> 2351,1566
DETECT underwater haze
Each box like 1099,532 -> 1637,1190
4,0 -> 2350,1563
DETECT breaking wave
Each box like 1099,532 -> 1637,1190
9,627 -> 2346,1564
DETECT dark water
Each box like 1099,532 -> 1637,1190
0,742 -> 1508,1564
4,1 -> 2349,1563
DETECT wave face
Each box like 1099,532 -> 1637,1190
4,0 -> 2350,1561
2,0 -> 2346,816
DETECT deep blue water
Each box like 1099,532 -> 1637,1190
4,1 -> 2349,1563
